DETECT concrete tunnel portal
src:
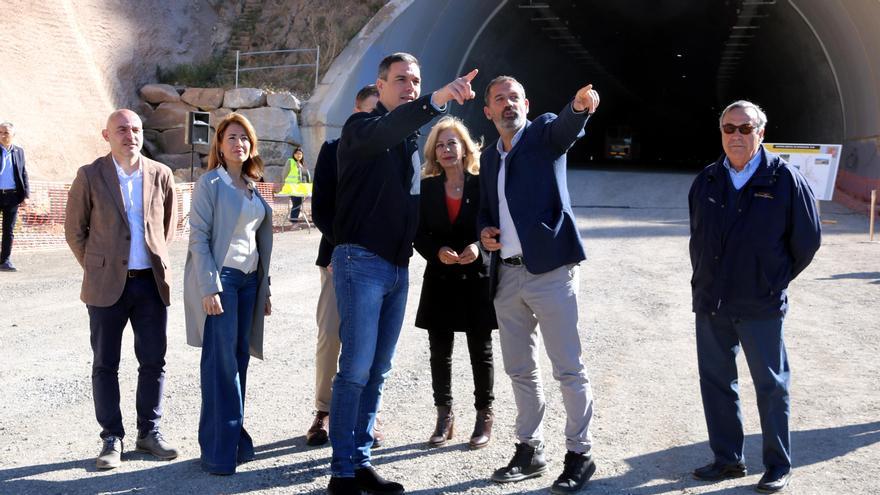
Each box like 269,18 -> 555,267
303,0 -> 880,208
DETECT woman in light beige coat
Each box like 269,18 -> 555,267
183,113 -> 273,475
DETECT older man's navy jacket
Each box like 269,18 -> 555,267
477,102 -> 590,275
333,94 -> 445,266
688,149 -> 821,318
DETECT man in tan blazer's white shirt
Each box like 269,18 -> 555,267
65,109 -> 179,470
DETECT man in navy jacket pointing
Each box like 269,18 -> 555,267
478,76 -> 600,494
688,100 -> 821,494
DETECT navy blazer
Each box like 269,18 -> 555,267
478,102 -> 590,275
3,145 -> 29,203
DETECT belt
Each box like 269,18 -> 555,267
501,255 -> 524,266
0,189 -> 17,194
127,269 -> 152,278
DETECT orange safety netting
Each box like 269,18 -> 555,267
12,181 -> 308,252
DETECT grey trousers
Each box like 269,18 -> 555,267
494,262 -> 594,454
314,266 -> 341,411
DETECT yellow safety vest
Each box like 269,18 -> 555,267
279,158 -> 312,197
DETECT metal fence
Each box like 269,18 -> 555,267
13,181 -> 307,252
234,47 -> 320,89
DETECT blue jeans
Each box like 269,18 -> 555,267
329,244 -> 408,477
696,313 -> 791,476
199,267 -> 258,474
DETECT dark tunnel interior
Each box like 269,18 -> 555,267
454,0 -> 843,170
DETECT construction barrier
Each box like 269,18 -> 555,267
12,180 -> 307,252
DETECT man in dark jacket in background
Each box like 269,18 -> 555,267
0,121 -> 30,272
688,100 -> 821,494
306,84 -> 378,447
326,52 -> 478,495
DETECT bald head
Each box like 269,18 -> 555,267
103,109 -> 143,164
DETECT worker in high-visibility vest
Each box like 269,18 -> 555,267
279,147 -> 306,222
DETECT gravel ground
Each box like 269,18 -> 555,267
1,168 -> 878,495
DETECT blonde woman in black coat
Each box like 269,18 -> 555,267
414,116 -> 498,449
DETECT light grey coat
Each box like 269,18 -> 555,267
184,168 -> 273,359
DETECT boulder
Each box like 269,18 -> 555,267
133,100 -> 155,122
140,84 -> 180,104
263,165 -> 285,185
209,108 -> 233,128
173,167 -> 206,184
266,92 -> 301,111
181,88 -> 225,111
143,129 -> 161,157
144,101 -> 197,130
223,88 -> 266,109
258,141 -> 295,167
237,107 -> 301,144
157,127 -> 192,155
155,152 -> 198,171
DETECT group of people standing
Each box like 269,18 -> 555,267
54,48 -> 820,495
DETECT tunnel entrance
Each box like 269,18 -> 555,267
455,0 -> 843,170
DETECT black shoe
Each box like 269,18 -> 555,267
327,476 -> 362,495
551,451 -> 596,493
491,442 -> 548,483
756,470 -> 791,493
354,466 -> 404,494
0,260 -> 16,272
693,461 -> 747,481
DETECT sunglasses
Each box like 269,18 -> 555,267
721,123 -> 759,135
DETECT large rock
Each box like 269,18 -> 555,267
173,167 -> 206,184
237,107 -> 301,144
140,84 -> 180,104
133,100 -> 155,122
155,152 -> 198,171
209,108 -> 233,128
223,88 -> 266,109
144,101 -> 197,130
143,129 -> 160,157
258,141 -> 295,167
181,88 -> 225,111
263,165 -> 285,184
157,127 -> 192,155
266,92 -> 301,111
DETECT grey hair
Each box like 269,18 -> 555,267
0,121 -> 14,131
719,100 -> 767,129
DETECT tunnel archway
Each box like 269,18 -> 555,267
453,0 -> 843,169
304,0 -> 880,209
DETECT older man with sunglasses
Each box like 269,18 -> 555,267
687,100 -> 821,493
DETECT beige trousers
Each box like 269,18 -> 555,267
315,266 -> 341,411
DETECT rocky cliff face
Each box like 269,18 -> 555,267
1,0 -> 381,181
0,0 -> 221,180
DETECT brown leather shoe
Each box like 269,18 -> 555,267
306,410 -> 329,446
428,405 -> 454,447
469,407 -> 494,449
372,413 -> 385,448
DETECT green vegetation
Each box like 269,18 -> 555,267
156,56 -> 227,87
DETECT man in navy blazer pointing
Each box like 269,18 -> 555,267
478,76 -> 599,494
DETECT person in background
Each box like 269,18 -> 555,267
0,121 -> 29,272
184,113 -> 274,475
279,147 -> 307,222
414,116 -> 497,450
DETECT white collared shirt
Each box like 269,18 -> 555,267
0,145 -> 15,190
113,155 -> 151,270
218,167 -> 265,274
497,125 -> 526,259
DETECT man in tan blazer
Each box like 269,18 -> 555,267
65,109 -> 179,469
